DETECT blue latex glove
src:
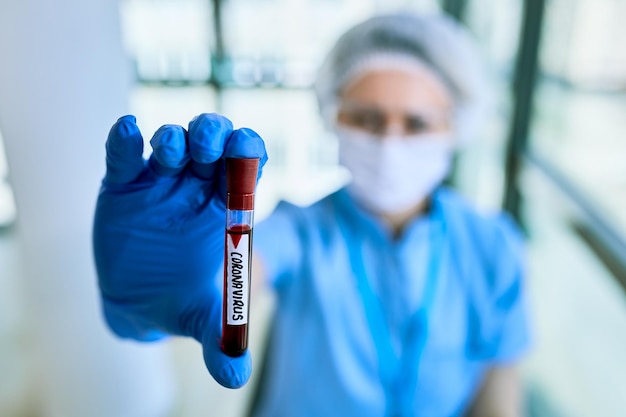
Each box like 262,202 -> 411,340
93,114 -> 267,388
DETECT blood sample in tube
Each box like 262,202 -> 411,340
221,157 -> 259,357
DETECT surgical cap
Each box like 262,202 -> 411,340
314,13 -> 491,144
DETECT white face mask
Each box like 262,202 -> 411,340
336,127 -> 453,214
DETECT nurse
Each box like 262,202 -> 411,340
94,12 -> 530,417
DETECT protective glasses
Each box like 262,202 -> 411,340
336,100 -> 453,137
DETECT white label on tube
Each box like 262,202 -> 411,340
226,232 -> 249,325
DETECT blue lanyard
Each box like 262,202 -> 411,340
340,200 -> 446,417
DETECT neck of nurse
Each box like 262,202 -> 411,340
379,198 -> 429,238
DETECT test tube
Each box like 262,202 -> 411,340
221,157 -> 259,357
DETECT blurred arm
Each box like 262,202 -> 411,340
466,365 -> 523,417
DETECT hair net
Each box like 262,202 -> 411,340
314,12 -> 491,145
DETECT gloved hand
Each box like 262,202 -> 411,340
93,113 -> 267,388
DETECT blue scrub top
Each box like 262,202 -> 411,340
252,187 -> 531,417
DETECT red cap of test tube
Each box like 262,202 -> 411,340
226,158 -> 259,211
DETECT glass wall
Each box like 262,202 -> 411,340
531,0 -> 626,234
522,1 -> 626,415
454,0 -> 524,209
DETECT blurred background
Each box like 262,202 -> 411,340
1,0 -> 626,416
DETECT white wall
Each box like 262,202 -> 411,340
0,1 -> 175,416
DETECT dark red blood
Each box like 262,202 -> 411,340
221,225 -> 253,357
